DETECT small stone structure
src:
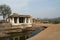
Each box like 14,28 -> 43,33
7,13 -> 33,28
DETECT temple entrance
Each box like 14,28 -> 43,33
19,17 -> 25,23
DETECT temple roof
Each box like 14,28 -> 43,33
8,13 -> 31,18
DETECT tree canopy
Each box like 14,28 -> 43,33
0,4 -> 12,20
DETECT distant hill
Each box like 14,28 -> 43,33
49,17 -> 60,21
42,17 -> 60,21
40,17 -> 60,24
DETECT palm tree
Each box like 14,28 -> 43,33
0,4 -> 12,20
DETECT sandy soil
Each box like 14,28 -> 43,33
27,24 -> 60,40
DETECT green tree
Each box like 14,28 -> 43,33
0,4 -> 11,20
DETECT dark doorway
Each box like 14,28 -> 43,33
19,17 -> 25,23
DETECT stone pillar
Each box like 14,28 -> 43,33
28,18 -> 31,24
25,18 -> 27,23
12,18 -> 14,24
17,17 -> 19,24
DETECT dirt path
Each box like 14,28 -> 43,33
27,24 -> 60,40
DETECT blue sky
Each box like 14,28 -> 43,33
0,0 -> 60,18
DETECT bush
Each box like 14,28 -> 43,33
49,20 -> 60,24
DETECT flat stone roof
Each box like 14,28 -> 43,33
8,13 -> 31,18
